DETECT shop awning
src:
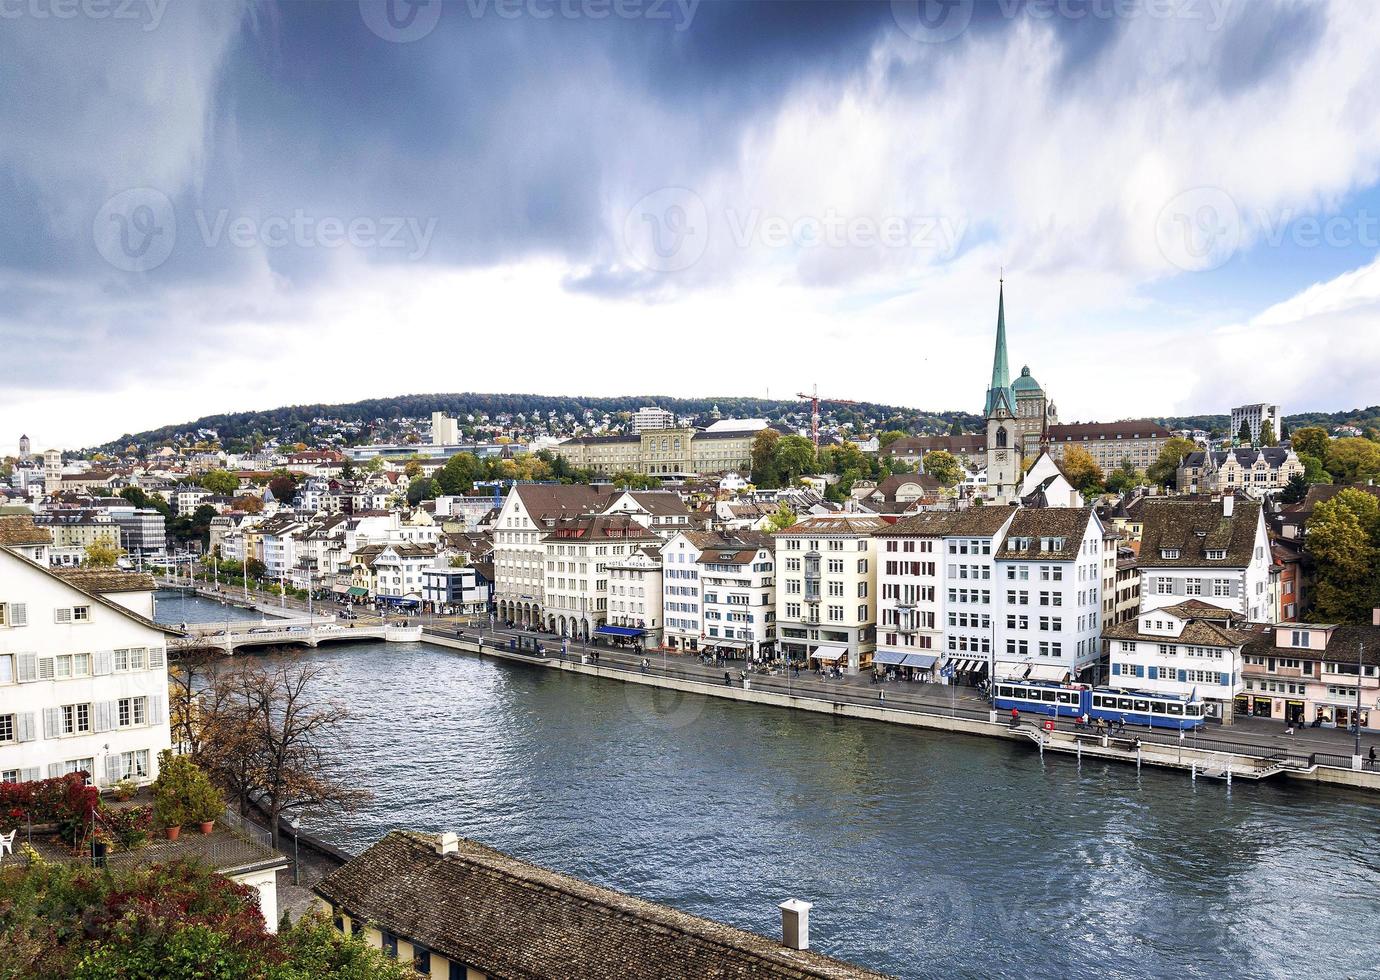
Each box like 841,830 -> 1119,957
873,650 -> 908,666
346,587 -> 368,597
902,653 -> 939,669
810,645 -> 846,662
1001,663 -> 1069,683
596,625 -> 646,637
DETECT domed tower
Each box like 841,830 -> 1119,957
1010,365 -> 1049,458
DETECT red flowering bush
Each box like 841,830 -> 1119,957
0,773 -> 100,847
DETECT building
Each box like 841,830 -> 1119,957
552,425 -> 759,479
1,516 -> 177,787
1044,420 -> 1173,474
773,513 -> 885,674
421,565 -> 490,616
697,530 -> 775,661
601,490 -> 697,538
1231,403 -> 1283,445
18,433 -> 30,462
1239,616 -> 1380,731
492,484 -> 607,626
982,283 -> 1056,502
313,830 -> 885,980
606,545 -> 664,647
874,508 -> 1017,682
540,513 -> 660,641
1175,447 -> 1305,496
632,405 -> 676,432
1103,599 -> 1251,723
1136,496 -> 1272,622
993,507 -> 1105,683
111,506 -> 167,557
880,434 -> 985,468
31,510 -> 122,566
351,543 -> 437,606
430,411 -> 460,446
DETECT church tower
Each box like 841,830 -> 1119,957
984,282 -> 1020,503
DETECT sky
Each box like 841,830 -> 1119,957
4,0 -> 1380,452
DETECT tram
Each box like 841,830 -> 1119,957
992,680 -> 1206,731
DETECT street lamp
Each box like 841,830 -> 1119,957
1354,640 -> 1366,763
289,816 -> 302,885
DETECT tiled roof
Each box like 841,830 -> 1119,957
0,548 -> 180,636
1046,420 -> 1172,441
994,508 -> 1095,561
53,568 -> 157,594
1241,624 -> 1380,665
542,513 -> 660,543
0,515 -> 53,546
880,435 -> 984,456
513,483 -> 610,522
774,514 -> 889,535
314,831 -> 888,980
1136,498 -> 1261,568
875,508 -> 1014,538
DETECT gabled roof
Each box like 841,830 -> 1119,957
1046,420 -> 1172,441
0,515 -> 53,546
875,508 -> 1014,538
314,831 -> 886,980
512,483 -> 609,523
53,568 -> 157,594
1137,498 -> 1261,568
0,548 -> 179,636
995,508 -> 1096,561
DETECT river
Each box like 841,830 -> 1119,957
157,594 -> 1380,979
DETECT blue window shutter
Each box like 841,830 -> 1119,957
1148,666 -> 1157,680
1135,665 -> 1145,678
1178,669 -> 1187,682
1220,672 -> 1229,686
1111,662 -> 1120,676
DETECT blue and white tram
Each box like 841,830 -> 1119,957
992,680 -> 1088,719
1088,688 -> 1205,731
992,680 -> 1207,730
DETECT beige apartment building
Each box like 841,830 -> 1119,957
774,513 -> 886,675
553,427 -> 757,478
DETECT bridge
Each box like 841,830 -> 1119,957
172,622 -> 423,654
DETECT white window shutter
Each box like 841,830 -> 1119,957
148,646 -> 166,669
10,603 -> 27,627
16,653 -> 37,683
42,707 -> 60,739
54,608 -> 71,624
93,701 -> 112,734
93,650 -> 113,675
16,713 -> 35,742
47,763 -> 62,778
104,754 -> 122,786
148,696 -> 163,725
20,767 -> 40,782
37,656 -> 55,680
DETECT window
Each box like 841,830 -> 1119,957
117,697 -> 147,728
0,654 -> 13,685
381,932 -> 398,959
413,948 -> 431,974
61,703 -> 91,735
118,750 -> 149,779
1156,578 -> 1172,595
0,714 -> 13,743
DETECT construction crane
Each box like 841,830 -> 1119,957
796,385 -> 860,449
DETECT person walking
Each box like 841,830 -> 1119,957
1010,707 -> 1020,726
723,670 -> 732,686
1369,745 -> 1377,769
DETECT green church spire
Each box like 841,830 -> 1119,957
984,278 -> 1013,416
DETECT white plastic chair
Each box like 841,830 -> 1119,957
0,829 -> 16,863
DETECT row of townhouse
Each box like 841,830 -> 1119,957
1,516 -> 175,787
662,529 -> 776,659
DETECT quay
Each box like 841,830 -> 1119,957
420,625 -> 1380,795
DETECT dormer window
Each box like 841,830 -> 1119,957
1161,548 -> 1180,560
1290,630 -> 1311,648
1206,549 -> 1226,560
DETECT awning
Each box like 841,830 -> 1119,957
346,587 -> 368,597
873,650 -> 908,666
596,625 -> 646,637
1001,663 -> 1069,683
902,653 -> 939,669
810,645 -> 846,662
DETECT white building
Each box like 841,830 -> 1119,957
662,530 -> 711,652
601,490 -> 696,539
774,514 -> 885,675
1103,600 -> 1249,723
1136,496 -> 1272,623
1,516 -> 175,786
993,507 -> 1105,683
633,406 -> 676,433
697,531 -> 775,661
431,411 -> 460,446
1230,403 -> 1283,445
875,508 -> 1016,682
492,484 -> 606,626
605,546 -> 664,647
539,514 -> 660,641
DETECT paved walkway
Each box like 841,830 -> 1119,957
442,623 -> 1380,767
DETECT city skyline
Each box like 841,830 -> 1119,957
5,2 -> 1380,448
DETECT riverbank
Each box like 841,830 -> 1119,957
420,628 -> 1380,794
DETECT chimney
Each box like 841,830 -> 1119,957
1223,494 -> 1234,518
435,832 -> 459,856
779,899 -> 812,951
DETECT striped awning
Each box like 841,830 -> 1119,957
810,645 -> 846,662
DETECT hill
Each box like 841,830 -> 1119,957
94,393 -> 984,453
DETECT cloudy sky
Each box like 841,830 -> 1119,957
4,0 -> 1380,451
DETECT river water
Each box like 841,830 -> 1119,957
157,595 -> 1380,979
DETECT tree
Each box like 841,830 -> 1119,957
1279,419 -> 1290,440
406,477 -> 435,506
435,452 -> 481,496
1299,453 -> 1331,484
268,471 -> 299,503
1325,437 -> 1380,484
1279,472 -> 1309,505
1147,437 -> 1198,488
1237,420 -> 1253,446
773,435 -> 817,485
403,457 -> 424,479
763,503 -> 797,533
1060,446 -> 1105,494
201,469 -> 239,495
83,541 -> 123,567
750,429 -> 781,487
1259,420 -> 1277,447
878,430 -> 908,449
1291,425 -> 1329,460
613,471 -> 659,490
922,450 -> 963,488
1305,488 -> 1380,622
1104,461 -> 1144,494
232,493 -> 264,514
